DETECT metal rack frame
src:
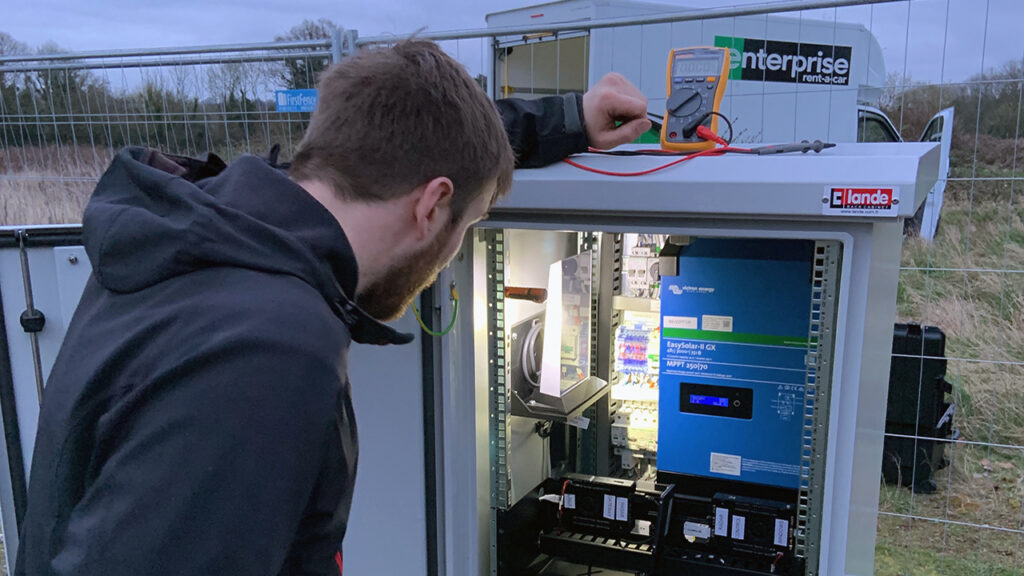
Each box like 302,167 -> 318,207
484,229 -> 510,576
796,241 -> 843,574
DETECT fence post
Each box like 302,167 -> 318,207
343,29 -> 359,58
330,28 -> 360,64
330,27 -> 345,63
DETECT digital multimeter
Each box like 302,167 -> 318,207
660,47 -> 730,151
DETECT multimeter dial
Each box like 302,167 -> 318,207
667,86 -> 703,118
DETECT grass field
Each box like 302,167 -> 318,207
877,146 -> 1024,574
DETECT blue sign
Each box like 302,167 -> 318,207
275,89 -> 318,113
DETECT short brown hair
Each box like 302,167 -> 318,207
290,40 -> 514,221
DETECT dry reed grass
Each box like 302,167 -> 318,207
0,145 -> 111,225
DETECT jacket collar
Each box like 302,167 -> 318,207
332,286 -> 415,346
144,147 -> 414,346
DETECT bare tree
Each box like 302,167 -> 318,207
273,19 -> 336,89
207,63 -> 245,101
0,31 -> 30,89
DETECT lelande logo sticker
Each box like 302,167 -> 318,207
822,186 -> 900,217
714,36 -> 852,86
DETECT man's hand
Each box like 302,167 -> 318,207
582,73 -> 652,150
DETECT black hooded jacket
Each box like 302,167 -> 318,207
15,94 -> 587,576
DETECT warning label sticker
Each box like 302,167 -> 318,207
822,186 -> 900,217
710,452 -> 742,476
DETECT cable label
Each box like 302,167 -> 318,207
731,515 -> 746,540
775,518 -> 790,547
603,494 -> 616,520
616,496 -> 630,521
714,507 -> 730,537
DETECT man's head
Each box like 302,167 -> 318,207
291,40 -> 514,321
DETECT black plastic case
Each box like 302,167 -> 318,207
882,323 -> 955,493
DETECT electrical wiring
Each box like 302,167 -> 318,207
566,111 -> 832,176
558,479 -> 571,522
561,110 -> 749,176
412,285 -> 459,337
772,552 -> 784,573
563,146 -> 754,177
584,147 -> 697,156
707,110 -> 734,145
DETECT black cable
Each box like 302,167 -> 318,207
582,146 -> 758,159
585,148 -> 692,157
584,111 -> 739,156
708,110 -> 734,145
682,110 -> 733,144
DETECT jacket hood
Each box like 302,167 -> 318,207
82,147 -> 412,345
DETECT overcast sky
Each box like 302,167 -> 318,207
4,0 -> 1023,83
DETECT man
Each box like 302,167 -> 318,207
16,40 -> 649,575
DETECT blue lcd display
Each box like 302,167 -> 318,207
690,394 -> 729,408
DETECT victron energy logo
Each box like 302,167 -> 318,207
714,36 -> 852,85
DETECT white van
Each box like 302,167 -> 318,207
486,0 -> 952,239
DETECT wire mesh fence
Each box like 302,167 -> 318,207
867,1 -> 1023,574
0,40 -> 331,223
1,0 -> 1023,574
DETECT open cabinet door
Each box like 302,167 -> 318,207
0,226 -> 87,575
0,226 -> 435,575
915,107 -> 955,240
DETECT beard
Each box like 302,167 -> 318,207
356,231 -> 453,322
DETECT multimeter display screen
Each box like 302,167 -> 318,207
673,57 -> 720,77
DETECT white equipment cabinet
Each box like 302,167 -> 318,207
436,142 -> 939,576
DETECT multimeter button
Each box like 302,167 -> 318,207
706,83 -> 714,90
685,78 -> 695,83
706,76 -> 716,82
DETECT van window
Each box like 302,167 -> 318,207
921,116 -> 944,142
858,111 -> 900,143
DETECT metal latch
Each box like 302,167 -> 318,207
15,230 -> 46,405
